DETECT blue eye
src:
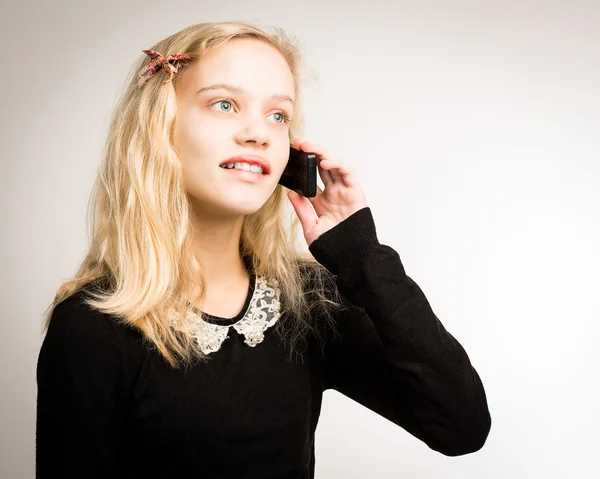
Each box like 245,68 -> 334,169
211,100 -> 233,112
268,112 -> 291,124
210,99 -> 291,124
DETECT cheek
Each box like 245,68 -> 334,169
176,117 -> 217,164
271,142 -> 291,174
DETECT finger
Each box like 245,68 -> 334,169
297,140 -> 328,158
295,140 -> 336,186
319,159 -> 356,187
318,164 -> 333,188
287,190 -> 316,232
294,139 -> 357,187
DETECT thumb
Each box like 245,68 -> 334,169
288,190 -> 316,236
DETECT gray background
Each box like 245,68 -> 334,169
1,0 -> 599,477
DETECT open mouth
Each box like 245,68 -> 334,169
219,162 -> 267,175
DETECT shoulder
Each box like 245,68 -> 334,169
42,284 -> 144,365
37,284 -> 146,405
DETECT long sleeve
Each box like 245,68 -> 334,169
308,207 -> 491,456
36,292 -> 133,478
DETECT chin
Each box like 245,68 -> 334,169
221,196 -> 271,217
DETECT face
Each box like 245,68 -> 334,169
173,38 -> 296,218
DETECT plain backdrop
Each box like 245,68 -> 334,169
1,0 -> 599,477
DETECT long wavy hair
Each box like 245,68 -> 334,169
42,21 -> 347,369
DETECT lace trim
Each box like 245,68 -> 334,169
168,275 -> 282,354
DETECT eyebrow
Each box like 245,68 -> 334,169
195,83 -> 294,106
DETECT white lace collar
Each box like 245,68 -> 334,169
169,275 -> 282,355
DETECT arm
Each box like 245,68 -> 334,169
308,207 -> 492,456
36,291 -> 132,477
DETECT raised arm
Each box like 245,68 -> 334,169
309,207 -> 492,456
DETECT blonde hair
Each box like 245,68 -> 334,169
43,21 -> 346,369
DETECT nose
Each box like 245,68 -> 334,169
234,110 -> 271,147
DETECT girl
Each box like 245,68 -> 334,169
36,21 -> 491,478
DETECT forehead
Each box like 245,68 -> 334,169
183,38 -> 295,97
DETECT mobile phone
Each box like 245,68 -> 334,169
278,144 -> 318,197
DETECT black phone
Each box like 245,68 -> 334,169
278,144 -> 318,197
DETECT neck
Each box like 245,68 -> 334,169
189,208 -> 249,288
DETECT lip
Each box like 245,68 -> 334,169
220,155 -> 271,175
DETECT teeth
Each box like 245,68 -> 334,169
220,162 -> 264,174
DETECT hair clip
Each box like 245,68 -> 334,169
136,49 -> 191,88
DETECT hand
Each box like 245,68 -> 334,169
287,138 -> 368,246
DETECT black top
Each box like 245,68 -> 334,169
36,207 -> 491,478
